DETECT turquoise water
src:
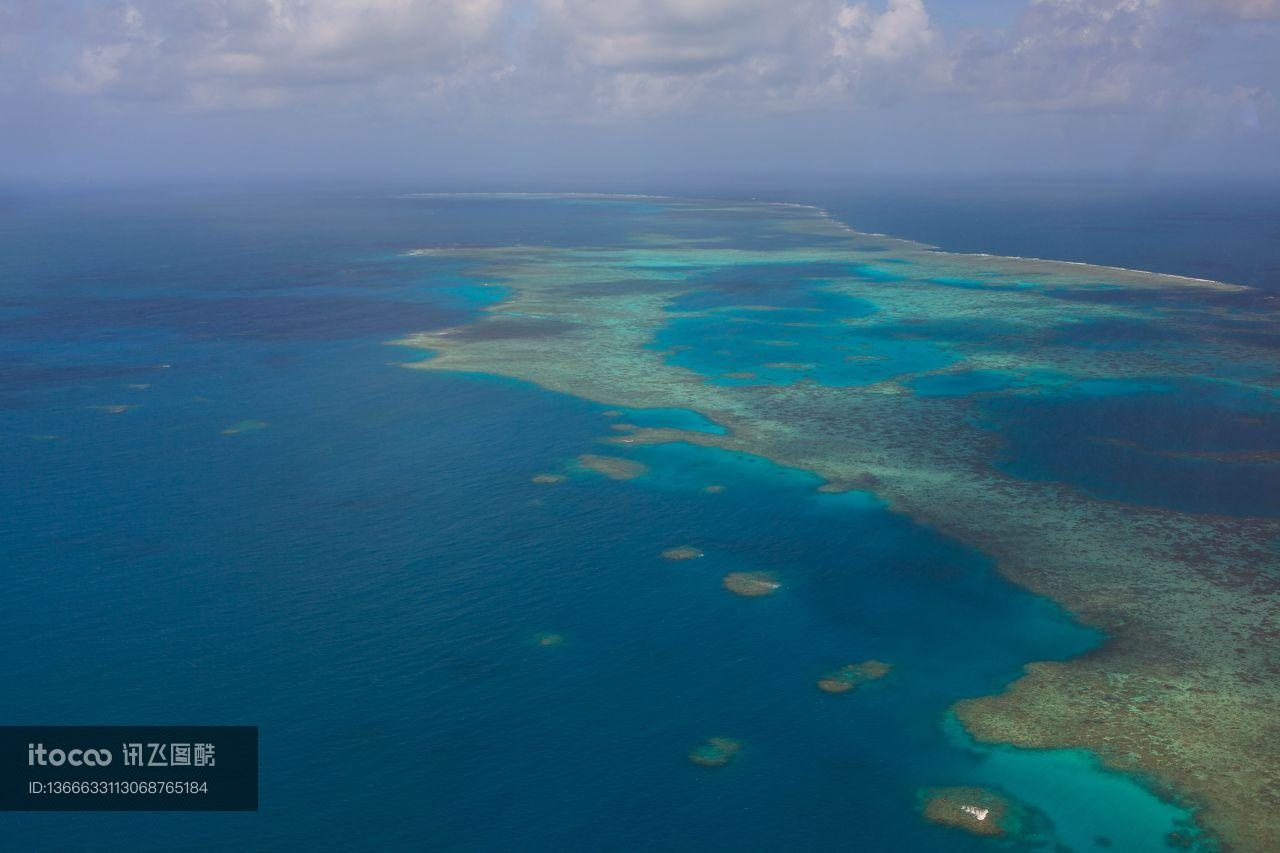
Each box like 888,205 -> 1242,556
656,309 -> 958,387
610,407 -> 728,434
654,265 -> 958,388
943,717 -> 1194,853
0,190 -> 1213,850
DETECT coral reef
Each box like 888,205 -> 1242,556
688,737 -> 742,767
532,632 -> 565,648
221,419 -> 269,435
399,196 -> 1280,849
816,660 -> 892,693
576,454 -> 647,480
919,786 -> 1013,837
723,571 -> 781,597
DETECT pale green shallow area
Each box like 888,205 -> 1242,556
396,197 -> 1280,850
943,715 -> 1195,852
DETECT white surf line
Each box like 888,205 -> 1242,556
396,192 -> 1244,289
795,201 -> 1239,288
935,252 -> 1238,288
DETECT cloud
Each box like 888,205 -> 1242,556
44,41 -> 132,94
833,0 -> 935,63
1185,0 -> 1280,21
3,0 -> 1275,142
539,0 -> 789,73
4,0 -> 947,114
16,0 -> 510,109
945,0 -> 1279,145
950,0 -> 1170,111
532,0 -> 940,114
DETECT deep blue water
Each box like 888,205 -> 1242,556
981,381 -> 1280,517
762,177 -> 1280,293
0,187 -> 1243,850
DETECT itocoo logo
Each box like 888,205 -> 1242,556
27,743 -> 112,767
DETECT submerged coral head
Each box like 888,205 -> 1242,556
816,660 -> 892,693
688,737 -> 742,767
723,571 -> 781,597
576,453 -> 647,480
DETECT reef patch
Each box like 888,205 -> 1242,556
222,419 -> 269,435
919,786 -> 1014,837
723,571 -> 781,597
576,454 -> 647,480
816,660 -> 892,694
532,632 -> 565,648
688,737 -> 742,768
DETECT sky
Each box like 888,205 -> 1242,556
1,0 -> 1278,183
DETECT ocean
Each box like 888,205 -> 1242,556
1,181 -> 1274,851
